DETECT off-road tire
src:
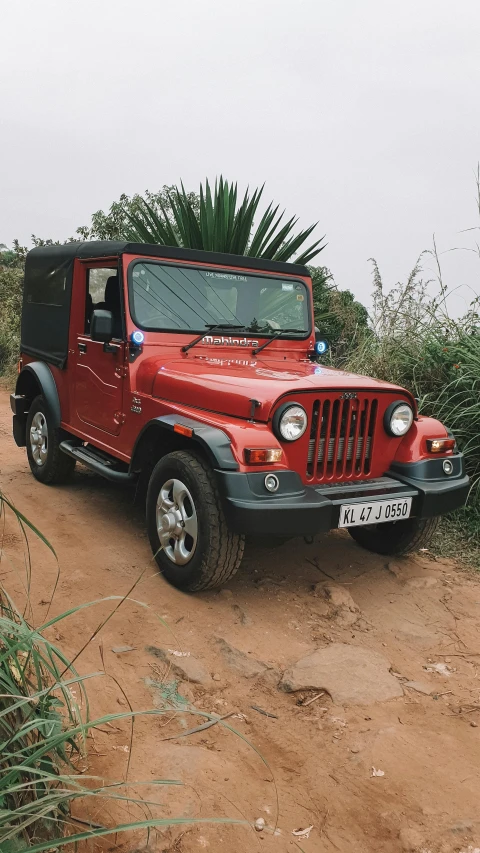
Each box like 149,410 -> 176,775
347,515 -> 440,556
26,395 -> 76,485
146,450 -> 245,592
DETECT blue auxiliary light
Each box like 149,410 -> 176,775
131,330 -> 145,346
314,339 -> 329,355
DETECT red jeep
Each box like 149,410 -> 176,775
11,242 -> 469,591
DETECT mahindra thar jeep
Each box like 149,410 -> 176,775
11,242 -> 469,591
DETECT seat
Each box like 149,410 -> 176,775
103,275 -> 122,339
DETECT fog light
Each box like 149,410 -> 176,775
264,474 -> 279,492
443,459 -> 454,475
427,438 -> 456,453
245,448 -> 283,464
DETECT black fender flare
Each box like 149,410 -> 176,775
16,362 -> 61,428
130,415 -> 239,472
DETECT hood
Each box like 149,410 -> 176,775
142,353 -> 412,422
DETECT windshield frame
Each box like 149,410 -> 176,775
127,258 -> 312,340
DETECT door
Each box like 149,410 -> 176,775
75,266 -> 126,436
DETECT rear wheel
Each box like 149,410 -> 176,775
26,395 -> 76,484
146,450 -> 245,592
347,516 -> 440,556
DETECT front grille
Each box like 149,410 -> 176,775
306,395 -> 378,482
308,435 -> 372,464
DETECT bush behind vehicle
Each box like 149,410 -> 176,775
336,256 -> 480,558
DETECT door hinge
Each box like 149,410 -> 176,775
115,366 -> 128,378
114,411 -> 126,425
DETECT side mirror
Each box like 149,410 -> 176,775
91,309 -> 114,343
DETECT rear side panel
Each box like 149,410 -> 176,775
21,246 -> 76,368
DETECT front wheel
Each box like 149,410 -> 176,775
146,450 -> 245,592
347,515 -> 440,556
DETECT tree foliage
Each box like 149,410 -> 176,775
77,186 -> 200,242
309,265 -> 370,356
0,245 -> 24,374
89,177 -> 326,265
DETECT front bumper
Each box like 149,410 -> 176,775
216,454 -> 469,537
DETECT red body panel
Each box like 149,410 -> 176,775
21,252 -> 451,483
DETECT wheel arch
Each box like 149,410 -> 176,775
16,363 -> 61,428
130,415 -> 238,475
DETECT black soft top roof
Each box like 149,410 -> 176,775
21,242 -> 310,368
26,241 -> 310,277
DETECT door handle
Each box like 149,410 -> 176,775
78,342 -> 87,353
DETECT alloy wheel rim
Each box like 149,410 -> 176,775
156,478 -> 198,565
30,412 -> 48,466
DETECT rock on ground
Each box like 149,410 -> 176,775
146,646 -> 212,685
215,638 -> 269,678
280,643 -> 404,704
315,582 -> 361,626
399,826 -> 425,851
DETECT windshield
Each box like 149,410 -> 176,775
129,261 -> 310,337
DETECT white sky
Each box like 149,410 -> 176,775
1,0 -> 479,312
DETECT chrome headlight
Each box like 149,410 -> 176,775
385,402 -> 414,437
274,403 -> 308,442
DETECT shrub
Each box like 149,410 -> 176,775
310,265 -> 370,358
339,256 -> 480,554
0,260 -> 23,376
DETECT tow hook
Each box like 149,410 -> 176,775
304,535 -> 314,545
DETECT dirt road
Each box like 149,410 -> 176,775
1,390 -> 480,853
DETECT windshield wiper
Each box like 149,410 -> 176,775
252,329 -> 306,356
182,324 -> 247,353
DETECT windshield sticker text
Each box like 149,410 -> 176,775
205,271 -> 247,282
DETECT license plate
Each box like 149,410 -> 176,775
338,497 -> 412,528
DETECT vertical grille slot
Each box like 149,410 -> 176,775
306,400 -> 320,479
365,398 -> 378,475
317,399 -> 332,480
306,394 -> 379,482
340,398 -> 354,478
356,398 -> 370,474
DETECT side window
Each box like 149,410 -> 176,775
84,268 -> 121,336
25,265 -> 67,307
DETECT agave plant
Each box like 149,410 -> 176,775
125,177 -> 325,264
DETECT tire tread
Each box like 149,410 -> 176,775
26,395 -> 76,485
147,450 -> 244,592
348,514 -> 440,556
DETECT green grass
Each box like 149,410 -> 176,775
434,503 -> 480,568
335,256 -> 480,567
0,491 -> 260,850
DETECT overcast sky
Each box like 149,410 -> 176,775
1,0 -> 479,312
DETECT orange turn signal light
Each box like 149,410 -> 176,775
426,437 -> 455,453
244,448 -> 283,465
174,423 -> 194,437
